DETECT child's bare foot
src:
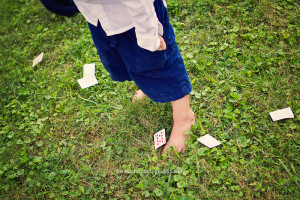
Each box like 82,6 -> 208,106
132,89 -> 147,103
163,109 -> 195,154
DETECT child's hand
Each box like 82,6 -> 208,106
157,35 -> 166,51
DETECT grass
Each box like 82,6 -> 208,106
0,0 -> 299,199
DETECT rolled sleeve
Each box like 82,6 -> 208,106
122,0 -> 162,52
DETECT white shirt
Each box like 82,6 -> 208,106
73,0 -> 167,52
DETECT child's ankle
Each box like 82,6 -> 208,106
173,109 -> 195,125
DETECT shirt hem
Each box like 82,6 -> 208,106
104,25 -> 135,36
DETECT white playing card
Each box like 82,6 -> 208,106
269,107 -> 294,121
197,134 -> 221,148
78,63 -> 98,89
32,52 -> 44,67
77,76 -> 98,89
83,63 -> 95,78
154,129 -> 166,149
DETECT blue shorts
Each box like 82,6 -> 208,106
88,0 -> 192,103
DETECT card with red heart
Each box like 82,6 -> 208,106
154,129 -> 166,149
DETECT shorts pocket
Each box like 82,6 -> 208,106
131,43 -> 167,73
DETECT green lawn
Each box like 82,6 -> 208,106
0,0 -> 299,199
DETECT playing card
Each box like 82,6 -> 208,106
197,134 -> 221,148
154,129 -> 166,149
77,76 -> 98,89
269,107 -> 294,121
78,63 -> 98,89
32,52 -> 44,67
83,63 -> 95,78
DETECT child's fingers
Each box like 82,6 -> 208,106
157,35 -> 166,51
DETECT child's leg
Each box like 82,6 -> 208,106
88,21 -> 132,82
163,94 -> 195,153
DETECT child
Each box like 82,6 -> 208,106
73,0 -> 195,153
